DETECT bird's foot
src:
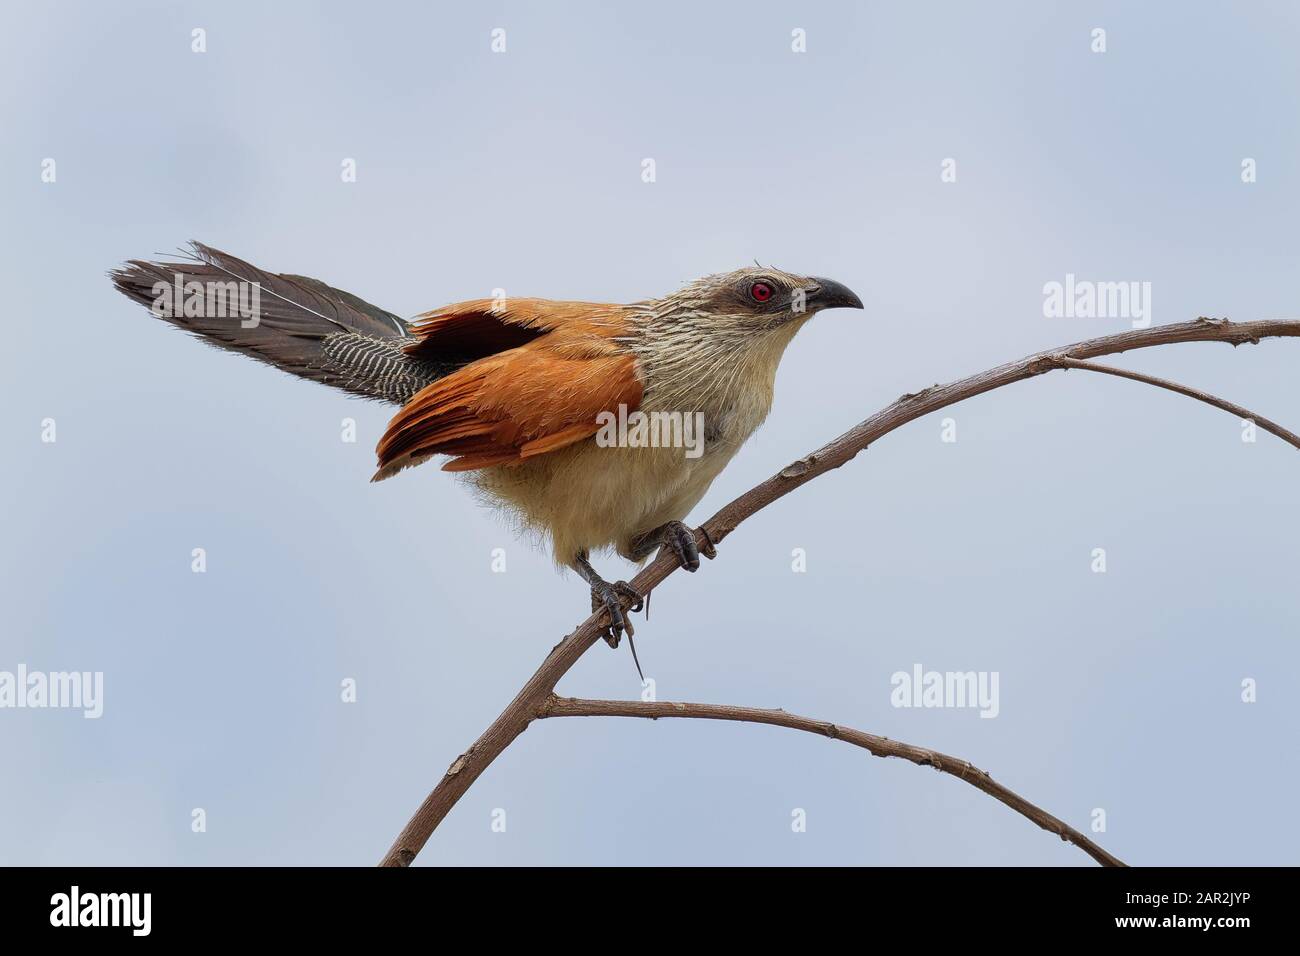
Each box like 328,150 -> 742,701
572,550 -> 649,678
589,579 -> 644,648
634,520 -> 716,571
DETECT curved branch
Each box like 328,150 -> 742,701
1055,356 -> 1300,450
539,694 -> 1126,867
379,316 -> 1300,867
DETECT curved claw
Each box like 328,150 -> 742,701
698,526 -> 718,561
590,579 -> 644,648
613,581 -> 644,613
661,520 -> 701,572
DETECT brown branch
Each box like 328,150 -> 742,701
379,316 -> 1300,867
1054,356 -> 1300,449
539,695 -> 1126,867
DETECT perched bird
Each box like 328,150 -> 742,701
112,243 -> 863,648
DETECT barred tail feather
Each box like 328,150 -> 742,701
111,241 -> 449,405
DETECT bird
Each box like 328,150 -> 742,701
111,243 -> 863,652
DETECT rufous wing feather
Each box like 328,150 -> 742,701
373,300 -> 641,479
403,298 -> 623,362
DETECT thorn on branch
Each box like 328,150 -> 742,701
779,456 -> 816,479
898,384 -> 939,402
446,754 -> 470,777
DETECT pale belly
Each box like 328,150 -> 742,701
470,435 -> 738,565
467,320 -> 801,566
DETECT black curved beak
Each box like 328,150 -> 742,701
808,277 -> 864,311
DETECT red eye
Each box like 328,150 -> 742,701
750,281 -> 773,302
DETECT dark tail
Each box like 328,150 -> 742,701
111,242 -> 447,405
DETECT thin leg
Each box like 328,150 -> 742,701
573,551 -> 644,649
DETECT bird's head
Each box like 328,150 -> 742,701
628,266 -> 863,410
646,266 -> 862,336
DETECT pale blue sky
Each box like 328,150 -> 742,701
2,0 -> 1297,865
